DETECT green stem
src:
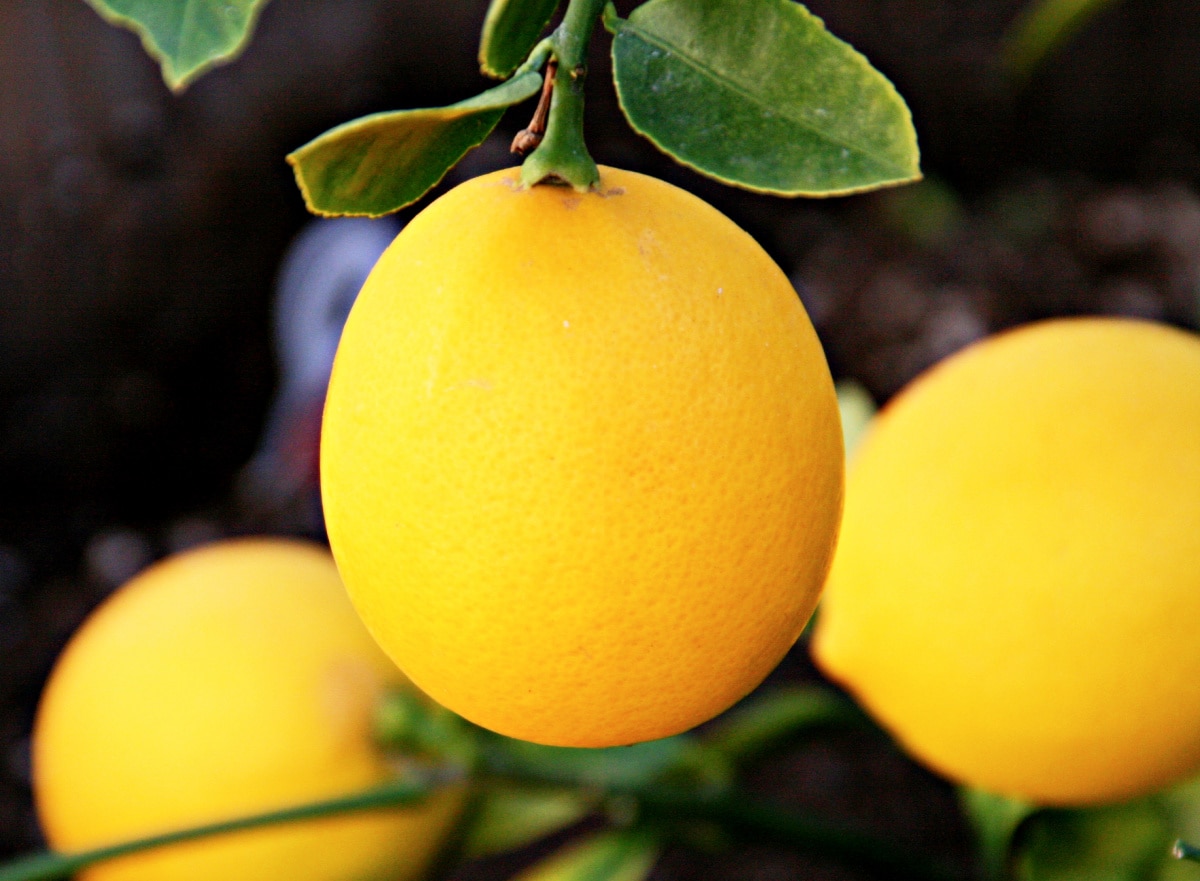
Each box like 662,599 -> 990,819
0,774 -> 449,881
0,691 -> 957,881
519,0 -> 608,189
514,37 -> 554,79
1175,840 -> 1200,862
959,787 -> 1036,881
478,745 -> 961,881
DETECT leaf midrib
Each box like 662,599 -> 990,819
617,16 -> 906,175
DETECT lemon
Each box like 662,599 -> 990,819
812,317 -> 1200,805
33,538 -> 462,881
321,166 -> 844,748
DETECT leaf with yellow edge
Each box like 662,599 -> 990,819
608,0 -> 921,196
288,72 -> 542,218
82,0 -> 269,92
479,0 -> 560,78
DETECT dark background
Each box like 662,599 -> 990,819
2,0 -> 1200,877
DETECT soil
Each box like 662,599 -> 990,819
2,0 -> 1198,877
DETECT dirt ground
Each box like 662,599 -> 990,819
2,0 -> 1199,877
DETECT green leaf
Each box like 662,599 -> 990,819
287,73 -> 542,217
373,690 -> 480,769
1155,773 -> 1200,878
607,0 -> 921,197
836,380 -> 877,460
82,0 -> 269,92
960,787 -> 1038,881
1002,0 -> 1122,83
479,0 -> 561,78
463,783 -> 592,859
1012,800 -> 1174,881
510,830 -> 659,881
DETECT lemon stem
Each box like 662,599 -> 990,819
0,774 -> 451,881
518,0 -> 607,189
0,758 -> 959,881
959,787 -> 1037,881
477,745 -> 960,881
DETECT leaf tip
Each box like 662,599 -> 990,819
164,65 -> 197,95
285,150 -> 328,218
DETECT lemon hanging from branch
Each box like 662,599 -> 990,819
321,166 -> 844,746
308,0 -> 915,746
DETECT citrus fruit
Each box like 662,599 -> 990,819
321,166 -> 844,748
33,538 -> 462,881
811,317 -> 1200,805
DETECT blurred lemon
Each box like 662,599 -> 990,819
34,538 -> 462,881
813,317 -> 1200,805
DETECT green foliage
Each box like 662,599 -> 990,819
0,777 -> 437,881
1013,801 -> 1174,881
81,0 -> 269,91
492,735 -> 692,789
704,686 -> 865,765
286,72 -> 542,217
607,0 -> 921,196
835,381 -> 877,459
1154,774 -> 1200,878
85,0 -> 922,213
961,773 -> 1200,881
479,0 -> 561,78
1002,0 -> 1123,82
960,787 -> 1038,881
463,784 -> 592,859
512,831 -> 659,881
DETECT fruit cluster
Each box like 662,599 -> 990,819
23,166 -> 1200,881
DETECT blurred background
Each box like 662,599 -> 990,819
2,0 -> 1199,876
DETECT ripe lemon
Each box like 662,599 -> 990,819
321,166 -> 844,748
33,538 -> 462,881
811,317 -> 1200,805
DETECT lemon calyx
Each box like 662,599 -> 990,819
516,0 -> 608,191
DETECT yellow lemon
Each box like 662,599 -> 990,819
811,317 -> 1200,805
33,538 -> 462,881
321,166 -> 844,747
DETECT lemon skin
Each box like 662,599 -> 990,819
33,538 -> 462,881
812,317 -> 1200,805
321,166 -> 844,748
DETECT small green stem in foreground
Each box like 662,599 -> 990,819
1175,840 -> 1200,862
0,690 -> 955,881
0,774 -> 450,881
519,0 -> 608,189
478,743 -> 961,881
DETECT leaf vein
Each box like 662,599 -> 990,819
618,21 -> 904,174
